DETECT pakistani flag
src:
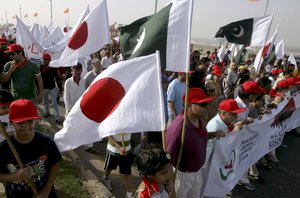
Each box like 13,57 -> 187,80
119,0 -> 193,72
214,15 -> 273,46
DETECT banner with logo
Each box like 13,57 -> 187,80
203,95 -> 300,197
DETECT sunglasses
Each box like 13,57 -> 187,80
193,102 -> 209,108
207,89 -> 215,93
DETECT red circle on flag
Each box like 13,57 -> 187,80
80,77 -> 125,123
67,21 -> 88,50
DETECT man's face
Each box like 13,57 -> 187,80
72,67 -> 82,77
13,119 -> 35,141
190,102 -> 209,118
43,58 -> 51,66
92,62 -> 102,74
222,111 -> 238,125
9,51 -> 22,62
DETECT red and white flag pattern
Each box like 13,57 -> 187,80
49,0 -> 110,67
54,52 -> 166,152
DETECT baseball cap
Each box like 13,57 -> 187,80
212,69 -> 222,76
242,81 -> 265,94
219,99 -> 246,114
5,44 -> 24,53
277,80 -> 289,89
0,37 -> 8,44
9,99 -> 39,123
183,88 -> 214,104
42,53 -> 51,60
286,77 -> 296,86
271,69 -> 279,75
269,88 -> 281,97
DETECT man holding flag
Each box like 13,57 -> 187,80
166,88 -> 225,197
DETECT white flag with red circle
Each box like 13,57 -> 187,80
54,52 -> 166,152
49,0 -> 110,67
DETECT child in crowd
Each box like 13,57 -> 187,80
135,143 -> 175,198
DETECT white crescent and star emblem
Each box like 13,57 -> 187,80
132,27 -> 145,55
232,25 -> 244,38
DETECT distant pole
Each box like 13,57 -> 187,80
50,0 -> 53,24
263,0 -> 270,16
19,4 -> 22,21
154,0 -> 158,14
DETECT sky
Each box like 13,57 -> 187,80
1,0 -> 300,50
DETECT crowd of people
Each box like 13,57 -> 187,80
0,32 -> 299,198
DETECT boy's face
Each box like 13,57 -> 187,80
0,105 -> 10,116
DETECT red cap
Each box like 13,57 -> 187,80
212,65 -> 220,70
297,75 -> 300,81
9,99 -> 39,123
219,99 -> 246,114
42,53 -> 51,60
277,80 -> 289,88
183,88 -> 214,104
0,37 -> 7,44
212,69 -> 222,76
271,69 -> 279,75
242,81 -> 265,94
278,69 -> 284,73
269,88 -> 281,97
286,77 -> 296,86
5,44 -> 24,53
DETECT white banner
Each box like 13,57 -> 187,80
203,94 -> 300,197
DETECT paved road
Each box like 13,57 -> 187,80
44,100 -> 300,198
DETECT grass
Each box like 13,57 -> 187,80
55,160 -> 91,198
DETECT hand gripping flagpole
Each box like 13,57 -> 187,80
0,121 -> 38,196
174,72 -> 189,181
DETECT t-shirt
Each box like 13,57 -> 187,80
0,132 -> 62,197
3,60 -> 40,100
167,79 -> 186,121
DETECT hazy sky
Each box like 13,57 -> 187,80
2,0 -> 300,48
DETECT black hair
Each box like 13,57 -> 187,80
257,77 -> 272,88
136,143 -> 170,176
0,89 -> 13,104
199,57 -> 210,65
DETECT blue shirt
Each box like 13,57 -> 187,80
167,79 -> 186,121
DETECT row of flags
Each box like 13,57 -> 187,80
14,0 -> 283,151
10,8 -> 69,19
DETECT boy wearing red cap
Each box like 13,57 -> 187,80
0,44 -> 43,104
0,99 -> 62,197
166,88 -> 225,197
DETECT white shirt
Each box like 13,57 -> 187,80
101,56 -> 112,69
235,96 -> 249,121
205,114 -> 228,163
63,77 -> 86,113
0,114 -> 14,142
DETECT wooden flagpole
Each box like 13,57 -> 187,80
174,73 -> 189,181
161,129 -> 166,151
0,122 -> 38,196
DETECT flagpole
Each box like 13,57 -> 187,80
154,0 -> 158,14
264,0 -> 270,16
174,73 -> 189,181
0,122 -> 38,196
50,0 -> 53,24
19,4 -> 22,21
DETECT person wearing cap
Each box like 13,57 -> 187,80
166,88 -> 225,197
0,44 -> 43,104
234,81 -> 266,191
0,89 -> 14,142
0,99 -> 62,197
63,63 -> 86,115
40,53 -> 63,123
205,99 -> 246,164
167,72 -> 186,124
